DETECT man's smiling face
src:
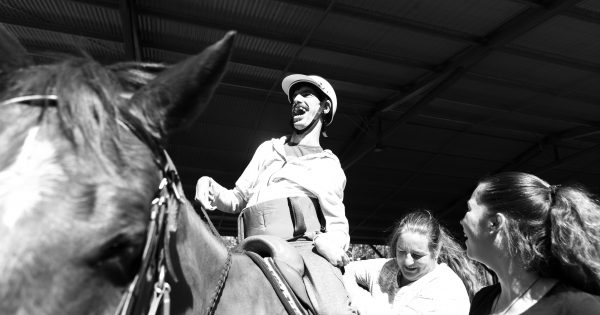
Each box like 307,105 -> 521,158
290,85 -> 327,130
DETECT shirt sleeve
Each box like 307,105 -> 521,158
214,141 -> 270,213
344,259 -> 376,289
314,155 -> 349,249
231,141 -> 272,209
344,259 -> 397,315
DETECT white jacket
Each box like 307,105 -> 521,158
221,136 -> 349,249
344,258 -> 470,315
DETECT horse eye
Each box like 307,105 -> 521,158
90,233 -> 145,286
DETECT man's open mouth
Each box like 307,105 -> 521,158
292,104 -> 308,116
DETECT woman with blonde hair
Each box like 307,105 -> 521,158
344,210 -> 488,314
462,172 -> 600,314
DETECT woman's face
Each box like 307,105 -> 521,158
395,231 -> 437,283
460,184 -> 494,262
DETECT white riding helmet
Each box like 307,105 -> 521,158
281,74 -> 337,126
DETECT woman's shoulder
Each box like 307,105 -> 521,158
469,284 -> 500,315
532,282 -> 600,313
431,263 -> 468,285
418,264 -> 471,297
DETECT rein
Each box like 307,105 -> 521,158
2,94 -> 232,315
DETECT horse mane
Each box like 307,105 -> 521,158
1,57 -> 167,172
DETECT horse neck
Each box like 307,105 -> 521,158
170,201 -> 229,313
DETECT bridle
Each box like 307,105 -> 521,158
114,150 -> 233,315
1,94 -> 232,315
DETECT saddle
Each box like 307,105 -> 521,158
241,235 -> 318,315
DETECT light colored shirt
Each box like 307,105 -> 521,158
344,258 -> 470,315
219,136 -> 349,249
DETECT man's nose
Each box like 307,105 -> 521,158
293,93 -> 306,103
404,254 -> 414,265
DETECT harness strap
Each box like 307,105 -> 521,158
288,198 -> 306,239
241,197 -> 325,241
245,252 -> 309,315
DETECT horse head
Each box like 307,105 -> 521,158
0,26 -> 234,315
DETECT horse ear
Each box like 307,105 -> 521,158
132,31 -> 235,132
0,25 -> 33,75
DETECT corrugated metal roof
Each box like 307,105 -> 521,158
339,0 -> 527,36
512,15 -> 600,64
1,0 -> 121,40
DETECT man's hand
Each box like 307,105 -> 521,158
194,176 -> 217,210
314,235 -> 350,267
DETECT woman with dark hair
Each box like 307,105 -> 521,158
343,210 -> 488,315
462,171 -> 600,315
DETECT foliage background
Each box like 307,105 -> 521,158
222,236 -> 389,260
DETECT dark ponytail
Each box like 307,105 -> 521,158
477,172 -> 600,295
547,186 -> 600,294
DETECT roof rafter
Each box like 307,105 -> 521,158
119,0 -> 141,60
439,125 -> 600,220
274,0 -> 480,45
339,0 -> 585,171
213,80 -> 600,143
250,0 -> 337,135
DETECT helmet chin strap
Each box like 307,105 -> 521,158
290,103 -> 326,136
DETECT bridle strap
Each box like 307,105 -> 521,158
0,94 -> 58,106
196,204 -> 222,243
114,157 -> 179,315
206,251 -> 232,315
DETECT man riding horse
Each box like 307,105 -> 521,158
195,74 -> 353,315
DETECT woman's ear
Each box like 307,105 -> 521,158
488,213 -> 505,233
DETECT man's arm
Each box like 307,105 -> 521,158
195,176 -> 244,213
195,141 -> 270,213
312,159 -> 350,266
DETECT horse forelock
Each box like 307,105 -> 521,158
2,57 -> 167,170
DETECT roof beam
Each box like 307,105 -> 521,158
464,72 -> 600,105
439,126 -> 600,220
341,68 -> 465,170
339,0 -> 585,171
214,80 -> 600,143
251,0 -> 336,133
533,143 -> 600,174
119,0 -> 141,60
564,6 -> 600,23
274,0 -> 480,45
499,45 -> 600,74
499,126 -> 600,172
142,42 -> 403,91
